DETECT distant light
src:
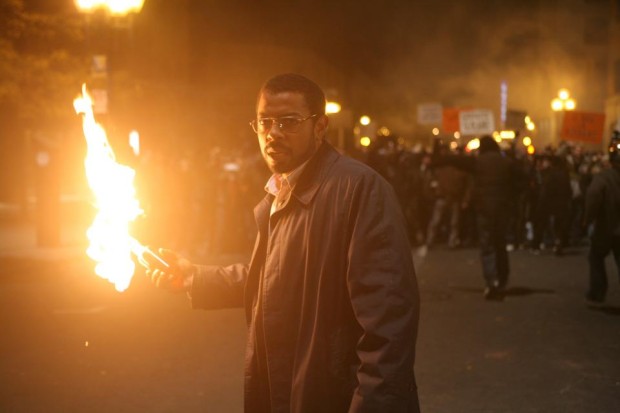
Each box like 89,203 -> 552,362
325,101 -> 341,114
129,130 -> 140,156
449,142 -> 458,150
432,128 -> 439,136
522,136 -> 532,146
551,98 -> 563,111
75,0 -> 145,14
378,126 -> 391,136
360,116 -> 371,126
524,116 -> 532,124
492,131 -> 500,139
495,136 -> 502,143
500,130 -> 516,140
564,99 -> 576,110
360,136 -> 371,147
526,122 -> 535,131
466,138 -> 480,151
454,132 -> 461,139
527,145 -> 535,155
558,89 -> 570,100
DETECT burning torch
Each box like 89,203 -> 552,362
74,84 -> 170,291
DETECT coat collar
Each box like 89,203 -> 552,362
290,140 -> 340,206
253,140 -> 340,229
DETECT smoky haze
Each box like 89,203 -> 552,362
23,0 -> 612,142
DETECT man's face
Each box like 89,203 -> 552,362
256,91 -> 327,174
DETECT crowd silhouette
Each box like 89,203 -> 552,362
132,136 -> 611,261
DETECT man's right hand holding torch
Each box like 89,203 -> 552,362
143,248 -> 195,294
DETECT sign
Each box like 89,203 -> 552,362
459,109 -> 495,136
560,111 -> 605,144
442,107 -> 461,133
417,103 -> 443,125
506,109 -> 527,130
500,81 -> 508,126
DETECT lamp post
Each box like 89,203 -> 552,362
75,0 -> 144,136
550,88 -> 576,145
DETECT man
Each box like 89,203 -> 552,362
432,136 -> 520,300
584,132 -> 620,306
148,73 -> 420,412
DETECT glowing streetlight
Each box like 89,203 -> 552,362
75,0 -> 145,15
359,115 -> 371,126
551,89 -> 576,111
325,101 -> 341,114
522,136 -> 532,146
432,128 -> 439,136
454,132 -> 461,139
360,137 -> 371,147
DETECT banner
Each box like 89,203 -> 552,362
417,103 -> 443,125
442,108 -> 461,133
560,111 -> 605,144
459,109 -> 495,136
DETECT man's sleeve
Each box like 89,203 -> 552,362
346,174 -> 421,413
584,174 -> 605,226
189,263 -> 248,310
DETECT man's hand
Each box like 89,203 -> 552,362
145,249 -> 194,294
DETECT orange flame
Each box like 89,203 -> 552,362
74,84 -> 143,292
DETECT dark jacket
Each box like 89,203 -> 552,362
190,142 -> 420,413
434,150 -> 518,213
585,166 -> 620,237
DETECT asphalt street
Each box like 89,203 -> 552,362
1,222 -> 619,413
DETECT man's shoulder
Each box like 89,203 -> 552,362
328,152 -> 386,183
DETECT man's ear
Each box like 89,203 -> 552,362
314,114 -> 329,142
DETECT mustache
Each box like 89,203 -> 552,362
265,143 -> 288,152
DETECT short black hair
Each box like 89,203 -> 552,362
258,73 -> 326,116
479,135 -> 500,153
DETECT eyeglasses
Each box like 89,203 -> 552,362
250,114 -> 318,134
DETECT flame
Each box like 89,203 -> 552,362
74,84 -> 142,292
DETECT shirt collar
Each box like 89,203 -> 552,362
264,159 -> 310,197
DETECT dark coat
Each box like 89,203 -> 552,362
433,150 -> 518,213
585,166 -> 620,237
190,142 -> 420,413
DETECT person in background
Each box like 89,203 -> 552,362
583,131 -> 620,307
432,136 -> 520,300
147,73 -> 420,412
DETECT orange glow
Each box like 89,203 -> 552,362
75,0 -> 145,15
74,85 -> 143,292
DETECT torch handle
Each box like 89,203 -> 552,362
136,246 -> 171,272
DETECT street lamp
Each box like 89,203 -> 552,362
326,101 -> 341,114
75,0 -> 145,15
550,88 -> 576,145
551,88 -> 576,112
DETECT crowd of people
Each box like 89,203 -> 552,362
133,134 -> 613,263
367,136 -> 612,256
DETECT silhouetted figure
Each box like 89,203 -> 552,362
433,136 -> 520,300
584,132 -> 620,306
